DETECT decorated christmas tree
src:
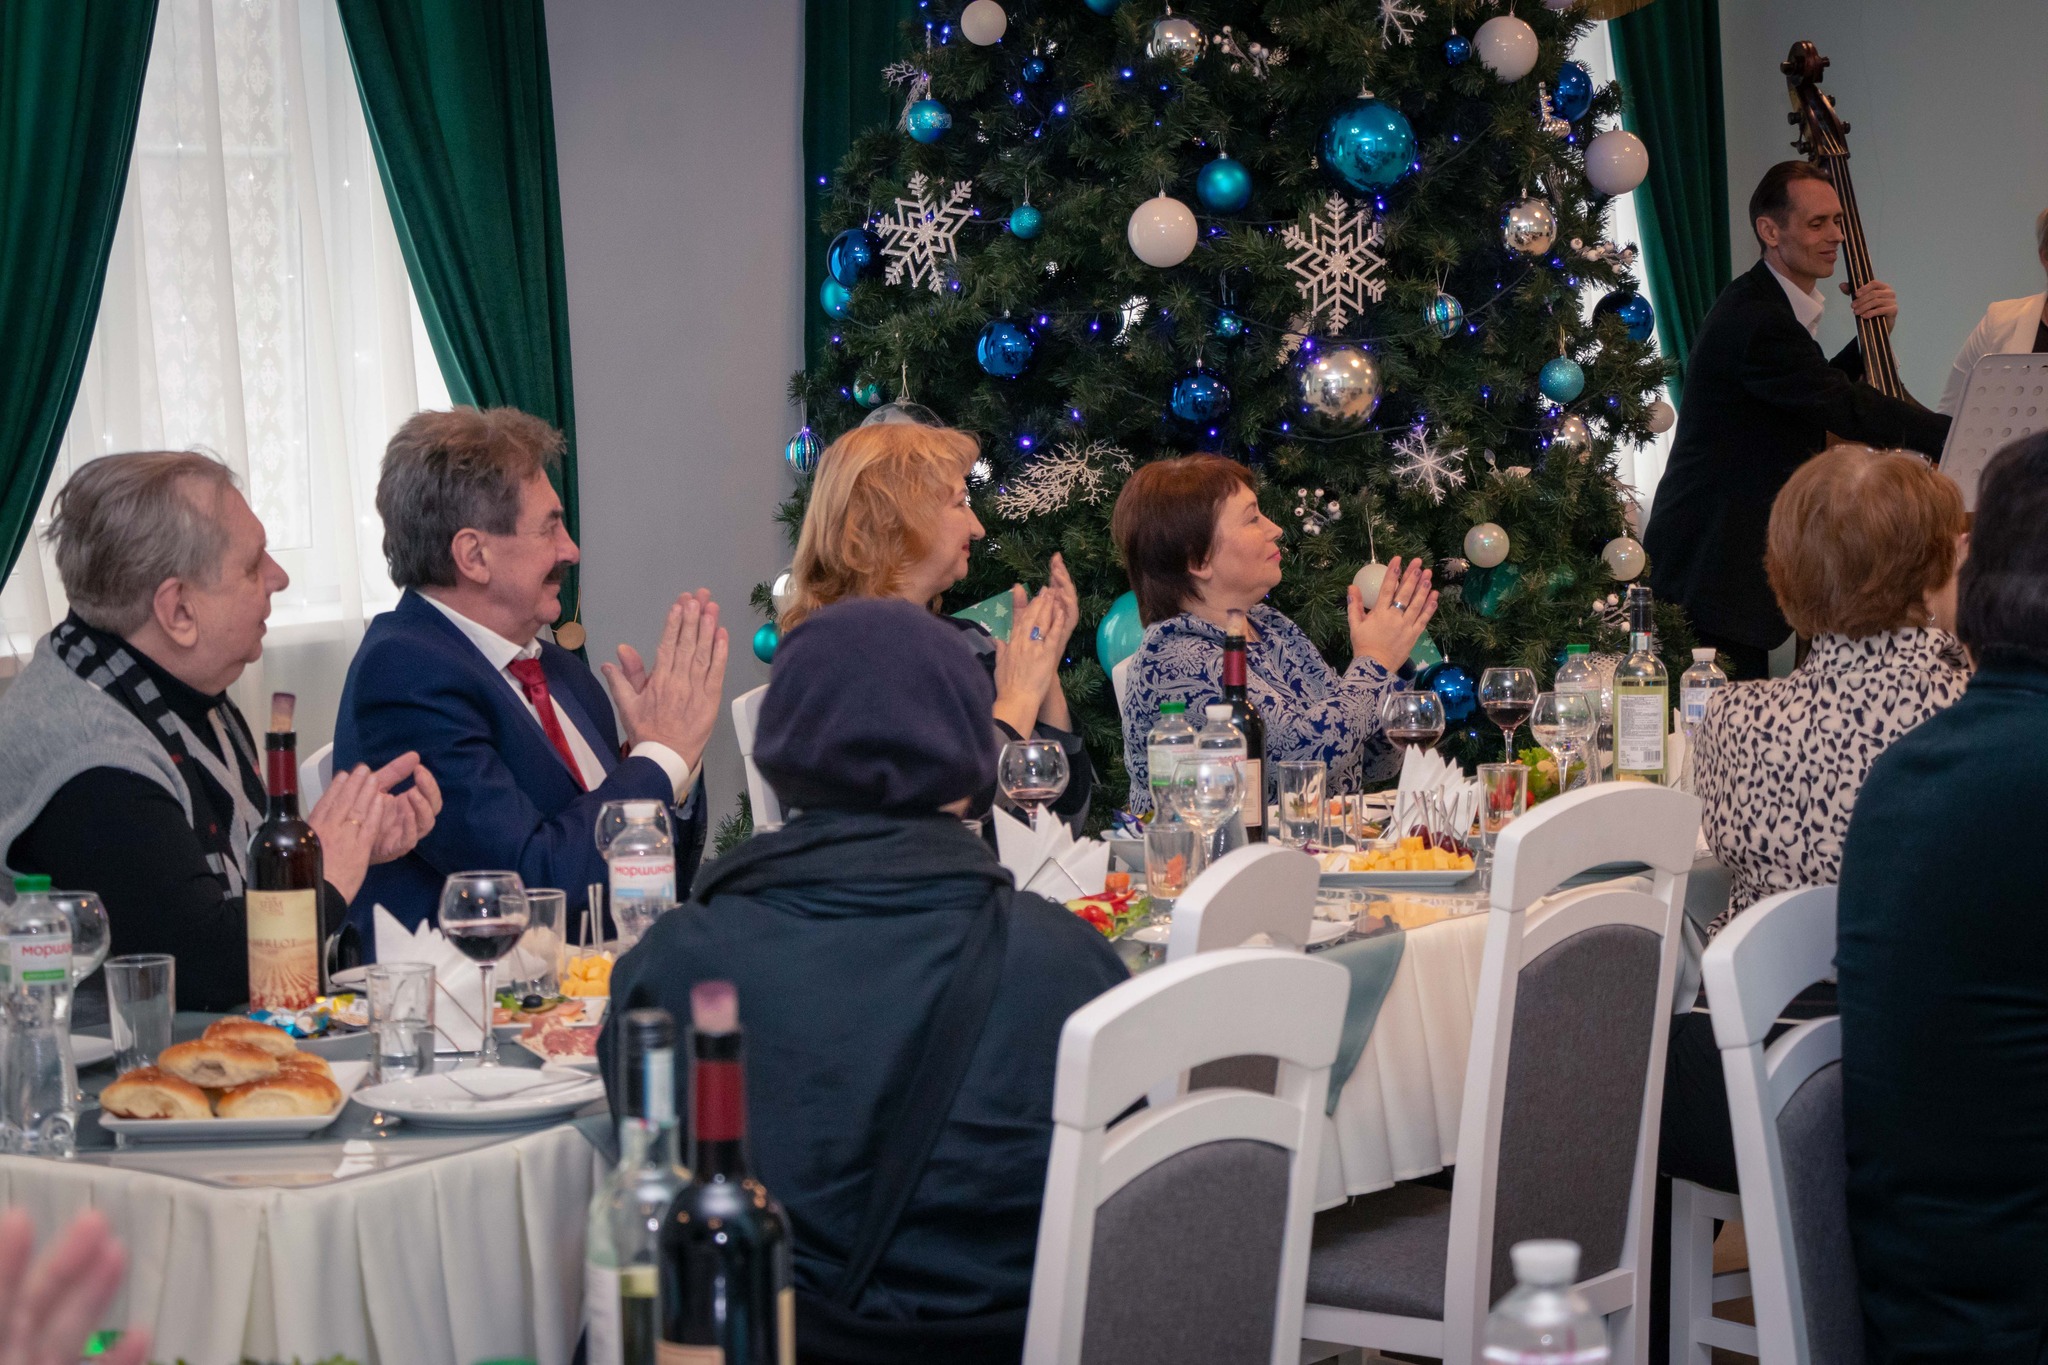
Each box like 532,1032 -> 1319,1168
775,0 -> 1690,810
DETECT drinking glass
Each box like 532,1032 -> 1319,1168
1271,761 -> 1328,848
998,739 -> 1070,829
104,955 -> 174,1074
1476,763 -> 1531,894
1168,755 -> 1242,864
1477,667 -> 1539,764
51,892 -> 110,988
1529,691 -> 1595,796
367,963 -> 436,1083
507,888 -> 567,999
1378,689 -> 1447,756
438,871 -> 531,1067
1144,818 -> 1199,904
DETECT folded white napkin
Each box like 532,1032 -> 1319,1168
992,808 -> 1111,901
1392,748 -> 1481,843
371,905 -> 489,1053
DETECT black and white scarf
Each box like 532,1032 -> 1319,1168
51,613 -> 265,895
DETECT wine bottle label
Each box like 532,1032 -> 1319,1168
610,856 -> 676,905
1614,692 -> 1666,774
585,1260 -> 622,1365
7,934 -> 70,985
1241,759 -> 1264,829
620,1264 -> 657,1297
656,1345 -> 723,1364
247,889 -> 319,1010
779,1286 -> 796,1365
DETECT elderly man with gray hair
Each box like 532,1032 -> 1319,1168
0,453 -> 441,1010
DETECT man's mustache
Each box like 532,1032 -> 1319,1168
544,562 -> 572,584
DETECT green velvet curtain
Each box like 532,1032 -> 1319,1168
335,0 -> 586,638
0,3 -> 157,580
803,0 -> 920,366
1612,0 -> 1730,412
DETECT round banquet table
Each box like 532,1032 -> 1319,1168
0,1013 -> 609,1365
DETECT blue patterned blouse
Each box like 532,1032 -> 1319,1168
1120,605 -> 1402,814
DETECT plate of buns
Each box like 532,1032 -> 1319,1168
100,1016 -> 367,1141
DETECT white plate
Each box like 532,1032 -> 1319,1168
329,966 -> 367,988
1321,869 -> 1476,888
73,1036 -> 116,1068
355,1066 -> 603,1128
494,997 -> 606,1037
1307,917 -> 1352,945
101,1061 -> 370,1142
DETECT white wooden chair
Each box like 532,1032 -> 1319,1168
1302,782 -> 1701,1365
729,685 -> 783,833
1699,884 -> 1859,1365
300,742 -> 333,807
1025,948 -> 1350,1365
1165,843 -> 1320,963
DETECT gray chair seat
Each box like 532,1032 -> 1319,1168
1305,1183 -> 1452,1319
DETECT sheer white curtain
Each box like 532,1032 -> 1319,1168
0,0 -> 449,743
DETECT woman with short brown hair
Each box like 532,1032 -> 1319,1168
1110,453 -> 1438,812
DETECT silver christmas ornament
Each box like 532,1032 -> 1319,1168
1437,556 -> 1470,583
1501,197 -> 1558,256
1297,345 -> 1382,429
1147,14 -> 1205,71
1550,414 -> 1592,454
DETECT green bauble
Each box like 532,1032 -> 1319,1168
1462,562 -> 1524,618
751,621 -> 779,663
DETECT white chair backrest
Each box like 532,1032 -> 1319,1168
1701,885 -> 1856,1365
1442,782 -> 1701,1362
1025,948 -> 1349,1365
730,685 -> 783,833
300,742 -> 334,808
1165,843 -> 1320,963
1111,654 -> 1135,714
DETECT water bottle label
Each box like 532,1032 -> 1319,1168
1680,685 -> 1710,726
585,1259 -> 622,1365
8,935 -> 70,985
609,856 -> 676,904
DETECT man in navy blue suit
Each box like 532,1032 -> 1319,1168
336,407 -> 726,939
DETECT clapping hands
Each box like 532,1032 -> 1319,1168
603,589 -> 730,770
308,752 -> 443,903
1348,556 -> 1439,674
0,1209 -> 148,1365
992,553 -> 1079,735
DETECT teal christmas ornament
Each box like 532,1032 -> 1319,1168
905,99 -> 952,143
1410,631 -> 1444,669
1552,61 -> 1594,121
853,377 -> 884,407
1008,203 -> 1043,239
976,319 -> 1035,378
819,277 -> 851,318
1213,309 -> 1247,339
1595,290 -> 1656,343
1462,561 -> 1523,618
751,621 -> 780,664
1444,33 -> 1473,65
1196,155 -> 1253,213
784,424 -> 821,475
1318,97 -> 1417,194
1083,0 -> 1121,13
1539,356 -> 1587,403
1096,591 -> 1143,670
1424,291 -> 1465,338
1022,56 -> 1047,82
1420,664 -> 1478,724
826,227 -> 880,287
1170,369 -> 1232,423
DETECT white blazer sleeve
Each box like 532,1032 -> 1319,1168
1940,308 -> 1999,416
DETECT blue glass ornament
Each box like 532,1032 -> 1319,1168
784,424 -> 821,474
751,621 -> 779,664
1420,664 -> 1478,724
1318,97 -> 1417,194
1424,291 -> 1465,338
1084,0 -> 1121,13
905,99 -> 952,143
1169,369 -> 1232,423
1444,33 -> 1473,65
1213,309 -> 1247,339
976,319 -> 1034,378
1552,61 -> 1594,122
819,277 -> 851,318
1008,203 -> 1043,239
1539,356 -> 1587,403
1022,56 -> 1047,82
1096,591 -> 1143,670
1594,289 -> 1656,343
853,377 -> 884,407
826,227 -> 880,287
1196,155 -> 1253,213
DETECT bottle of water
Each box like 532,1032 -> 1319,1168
1483,1239 -> 1609,1364
1,875 -> 75,1157
1554,646 -> 1609,784
607,802 -> 675,946
1678,647 -> 1729,740
1145,701 -> 1196,814
1195,703 -> 1249,856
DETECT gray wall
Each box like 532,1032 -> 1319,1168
546,0 -> 806,832
1720,0 -> 2048,403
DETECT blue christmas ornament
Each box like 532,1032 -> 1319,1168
752,621 -> 779,664
1022,56 -> 1047,82
826,227 -> 880,287
1539,356 -> 1587,403
785,424 -> 821,475
1318,97 -> 1417,194
819,277 -> 851,318
1552,61 -> 1594,122
1096,591 -> 1143,670
1084,0 -> 1121,13
905,99 -> 952,143
853,377 -> 884,407
1008,203 -> 1043,239
1169,369 -> 1232,423
976,319 -> 1035,378
1444,33 -> 1473,65
1420,664 -> 1478,724
1214,309 -> 1247,339
1424,291 -> 1465,338
1196,155 -> 1253,213
1595,289 -> 1656,343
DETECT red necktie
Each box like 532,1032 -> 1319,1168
505,657 -> 587,791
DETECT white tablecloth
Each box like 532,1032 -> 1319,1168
0,1122 -> 605,1365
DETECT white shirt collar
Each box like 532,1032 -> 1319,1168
1765,260 -> 1826,339
420,592 -> 541,671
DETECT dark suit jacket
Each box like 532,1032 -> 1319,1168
1644,260 -> 1951,649
334,590 -> 705,940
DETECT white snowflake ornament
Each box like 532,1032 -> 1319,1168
993,441 -> 1133,519
1389,424 -> 1469,506
1377,0 -> 1426,46
877,173 -> 974,294
1283,195 -> 1387,333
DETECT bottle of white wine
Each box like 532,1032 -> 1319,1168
1612,586 -> 1668,783
587,1008 -> 687,1365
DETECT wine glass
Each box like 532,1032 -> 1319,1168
1168,755 -> 1242,865
1477,667 -> 1539,764
998,739 -> 1070,829
1378,690 -> 1447,755
1529,691 -> 1596,796
438,871 -> 531,1067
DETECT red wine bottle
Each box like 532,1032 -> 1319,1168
246,693 -> 323,1009
659,982 -> 794,1365
1222,611 -> 1268,843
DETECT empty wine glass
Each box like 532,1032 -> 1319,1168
1529,691 -> 1596,796
1378,689 -> 1447,755
438,871 -> 531,1067
1169,755 -> 1242,864
998,739 -> 1070,829
1478,667 -> 1539,764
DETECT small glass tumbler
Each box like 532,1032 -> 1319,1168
507,889 -> 567,998
1271,761 -> 1328,848
1477,763 -> 1531,894
104,955 -> 175,1073
367,962 -> 436,1083
1144,817 -> 1199,906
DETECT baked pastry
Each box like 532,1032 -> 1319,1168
215,1071 -> 343,1118
102,1066 -> 213,1120
157,1039 -> 281,1088
202,1016 -> 299,1058
279,1051 -> 332,1078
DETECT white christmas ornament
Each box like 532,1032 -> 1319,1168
1127,195 -> 1198,267
1602,536 -> 1647,581
1390,424 -> 1470,506
993,440 -> 1133,519
1586,129 -> 1650,196
876,173 -> 975,293
960,0 -> 1007,45
1474,15 -> 1539,82
1354,561 -> 1389,603
1465,521 -> 1510,568
1284,194 -> 1387,331
1550,413 -> 1591,454
1646,398 -> 1677,434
